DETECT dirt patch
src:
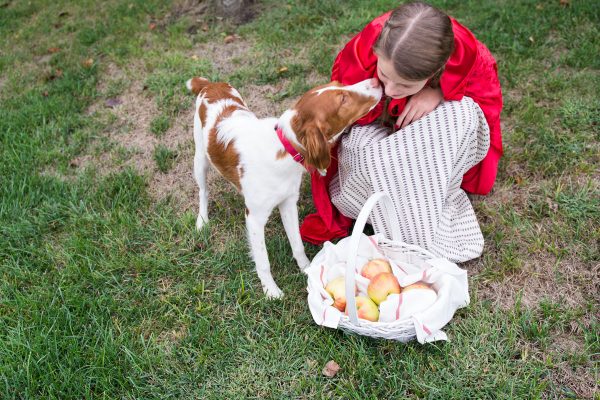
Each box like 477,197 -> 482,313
146,115 -> 206,212
97,62 -> 126,95
546,360 -> 598,399
73,36 -> 328,213
241,82 -> 296,118
79,75 -> 208,211
188,36 -> 297,113
472,180 -> 532,211
467,226 -> 598,313
470,255 -> 597,310
518,335 -> 596,399
548,333 -> 586,355
190,37 -> 255,78
78,78 -> 159,169
546,334 -> 596,399
188,37 -> 327,116
158,0 -> 259,31
467,173 -> 600,313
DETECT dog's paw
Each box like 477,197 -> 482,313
196,215 -> 209,231
264,285 -> 284,299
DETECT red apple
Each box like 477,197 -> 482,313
346,296 -> 379,322
401,282 -> 432,293
379,282 -> 437,322
325,276 -> 355,312
367,272 -> 401,305
392,282 -> 437,320
360,258 -> 392,280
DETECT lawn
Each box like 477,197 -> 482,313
0,0 -> 598,398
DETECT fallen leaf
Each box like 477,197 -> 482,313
48,47 -> 60,54
191,55 -> 199,60
515,175 -> 523,185
224,35 -> 235,44
278,66 -> 288,74
82,58 -> 94,68
104,98 -> 122,108
322,360 -> 340,378
149,22 -> 156,30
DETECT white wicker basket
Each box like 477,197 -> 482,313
305,192 -> 470,343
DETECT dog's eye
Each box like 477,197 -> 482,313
339,92 -> 347,104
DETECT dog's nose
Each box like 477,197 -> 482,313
369,78 -> 380,88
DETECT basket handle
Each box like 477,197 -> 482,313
345,192 -> 401,324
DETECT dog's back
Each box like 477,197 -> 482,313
187,77 -> 258,192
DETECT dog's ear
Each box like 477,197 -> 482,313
186,77 -> 210,95
301,121 -> 331,171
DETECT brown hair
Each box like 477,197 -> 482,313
373,2 -> 454,88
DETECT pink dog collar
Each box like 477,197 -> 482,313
275,125 -> 305,165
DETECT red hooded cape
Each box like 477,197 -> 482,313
300,12 -> 503,245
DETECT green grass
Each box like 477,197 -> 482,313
1,0 -> 599,398
150,115 -> 172,137
154,145 -> 177,173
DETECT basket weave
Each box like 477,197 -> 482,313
306,192 -> 445,342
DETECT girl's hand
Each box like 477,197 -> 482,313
396,87 -> 443,129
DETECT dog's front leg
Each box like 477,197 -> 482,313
278,195 -> 311,271
245,208 -> 283,299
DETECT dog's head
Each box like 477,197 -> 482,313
279,79 -> 382,173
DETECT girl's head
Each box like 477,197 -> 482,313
373,2 -> 454,99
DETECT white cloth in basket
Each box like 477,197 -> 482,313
330,97 -> 490,262
306,231 -> 470,343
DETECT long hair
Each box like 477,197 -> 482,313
374,2 -> 454,88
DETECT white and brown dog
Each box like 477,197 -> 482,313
186,77 -> 382,298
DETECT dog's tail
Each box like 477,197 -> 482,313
186,77 -> 210,95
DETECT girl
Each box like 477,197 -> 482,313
300,2 -> 502,261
